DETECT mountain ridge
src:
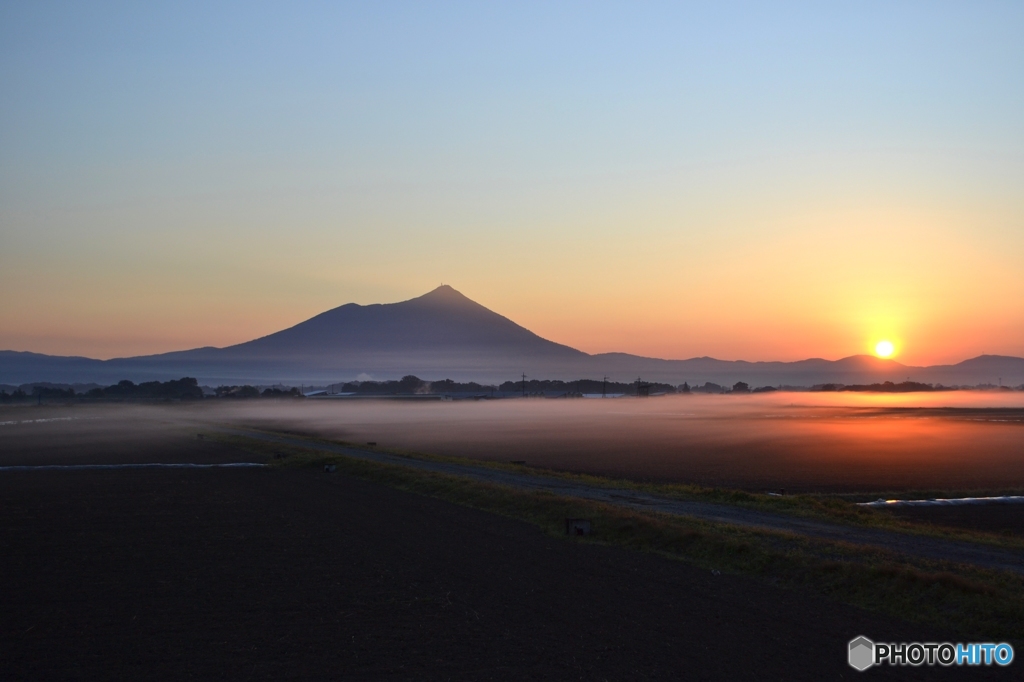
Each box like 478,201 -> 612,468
1,286 -> 1022,386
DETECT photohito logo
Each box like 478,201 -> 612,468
848,637 -> 875,671
848,636 -> 1013,670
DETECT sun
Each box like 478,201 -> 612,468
875,340 -> 895,358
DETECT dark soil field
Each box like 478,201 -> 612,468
884,505 -> 1024,539
3,463 -> 1008,681
0,404 -> 236,466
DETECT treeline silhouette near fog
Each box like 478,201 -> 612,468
3,375 -> 1022,404
214,385 -> 303,398
496,378 -> 677,396
327,376 -> 678,396
685,381 -> 779,394
0,378 -> 204,403
0,375 -> 678,402
0,378 -> 305,403
686,380 -> 1022,394
814,381 -> 944,393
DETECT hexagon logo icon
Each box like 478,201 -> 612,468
848,636 -> 875,671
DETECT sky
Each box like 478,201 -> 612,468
1,1 -> 1022,365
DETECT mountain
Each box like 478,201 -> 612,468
0,287 -> 588,385
2,286 -> 1023,387
588,353 -> 1024,388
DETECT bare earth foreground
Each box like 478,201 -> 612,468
0,464 -> 1005,681
1,402 -> 1021,679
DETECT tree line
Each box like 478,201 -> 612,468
0,378 -> 204,403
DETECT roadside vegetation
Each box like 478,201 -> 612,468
226,428 -> 1024,552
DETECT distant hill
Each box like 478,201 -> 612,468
2,286 -> 1023,387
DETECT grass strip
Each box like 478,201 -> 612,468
216,427 -> 1024,552
224,434 -> 1024,643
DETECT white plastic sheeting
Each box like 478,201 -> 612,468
859,495 -> 1024,508
0,462 -> 266,472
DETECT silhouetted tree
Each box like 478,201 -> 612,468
261,387 -> 302,397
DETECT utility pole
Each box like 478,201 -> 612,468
522,373 -> 527,398
603,376 -> 608,398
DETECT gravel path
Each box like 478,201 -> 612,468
235,429 -> 1024,575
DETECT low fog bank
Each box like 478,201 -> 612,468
6,392 -> 1018,492
217,393 -> 1024,492
0,403 -> 251,467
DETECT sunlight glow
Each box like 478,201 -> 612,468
875,340 -> 895,358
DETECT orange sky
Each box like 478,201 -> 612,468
1,181 -> 1022,365
1,4 -> 1022,365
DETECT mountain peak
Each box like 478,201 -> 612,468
419,284 -> 467,300
408,284 -> 480,310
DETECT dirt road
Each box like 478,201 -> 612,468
235,430 -> 1024,575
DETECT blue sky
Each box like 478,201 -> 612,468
2,1 -> 1022,362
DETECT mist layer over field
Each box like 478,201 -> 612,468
2,392 -> 1022,493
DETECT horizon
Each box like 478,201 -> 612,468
2,4 -> 1022,366
2,283 -> 1021,369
